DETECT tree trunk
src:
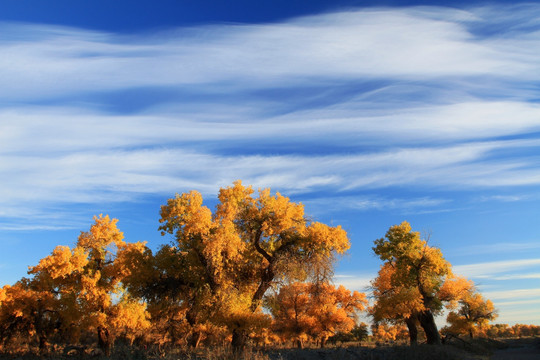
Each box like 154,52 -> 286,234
97,326 -> 111,355
417,310 -> 441,345
189,331 -> 202,348
231,328 -> 248,352
320,337 -> 327,348
405,315 -> 418,346
38,334 -> 49,355
186,307 -> 202,348
296,339 -> 303,349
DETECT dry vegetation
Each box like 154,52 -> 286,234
0,337 -> 530,360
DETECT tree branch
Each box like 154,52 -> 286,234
253,228 -> 272,263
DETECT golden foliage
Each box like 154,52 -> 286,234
3,215 -> 149,353
155,181 -> 351,347
444,288 -> 497,338
270,282 -> 366,346
1,185 -> 517,353
371,221 -> 463,345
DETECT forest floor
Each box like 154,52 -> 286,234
266,337 -> 537,360
0,337 -> 538,359
490,337 -> 540,360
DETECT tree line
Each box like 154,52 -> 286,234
0,181 -> 516,355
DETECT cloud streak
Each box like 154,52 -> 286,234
334,274 -> 375,292
1,5 -> 540,100
454,259 -> 540,279
2,140 -> 540,211
461,241 -> 540,255
1,4 -> 540,229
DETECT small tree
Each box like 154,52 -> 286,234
371,323 -> 398,343
269,282 -> 366,348
445,290 -> 497,338
350,322 -> 369,342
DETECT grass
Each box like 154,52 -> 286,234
1,337 -> 534,360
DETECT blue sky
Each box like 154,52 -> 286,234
1,0 -> 539,326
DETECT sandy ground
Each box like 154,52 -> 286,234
491,338 -> 540,360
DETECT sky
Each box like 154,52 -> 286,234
1,0 -> 539,326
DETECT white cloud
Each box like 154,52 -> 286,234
2,101 -> 540,155
304,196 -> 451,216
454,259 -> 540,279
483,288 -> 540,301
494,308 -> 540,326
0,141 -> 532,199
2,136 -> 540,229
0,5 -> 540,100
2,4 -> 540,229
334,273 -> 375,292
478,195 -> 530,202
462,241 -> 540,255
496,299 -> 540,307
493,273 -> 540,281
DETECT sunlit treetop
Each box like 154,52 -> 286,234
373,221 -> 452,302
77,214 -> 126,265
158,180 -> 350,287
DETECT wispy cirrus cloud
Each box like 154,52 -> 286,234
1,4 -> 540,229
453,259 -> 540,279
493,307 -> 540,325
1,5 -> 540,99
2,101 -> 540,154
495,299 -> 540,307
492,273 -> 540,281
334,274 -> 375,292
482,288 -> 540,301
2,140 -> 540,207
460,241 -> 540,255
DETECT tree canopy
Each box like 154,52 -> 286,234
0,184 -> 504,355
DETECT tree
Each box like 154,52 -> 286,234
445,289 -> 497,338
0,281 -> 61,354
328,322 -> 369,345
119,241 -> 214,347
109,297 -> 151,345
370,262 -> 422,345
267,282 -> 311,348
27,215 -> 149,354
372,221 -> 465,345
350,322 -> 370,342
371,261 -> 472,345
269,282 -> 366,348
371,323 -> 398,343
486,323 -> 513,338
155,181 -> 351,349
511,324 -> 540,338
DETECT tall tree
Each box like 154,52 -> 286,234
372,221 -> 463,345
157,181 -> 351,349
